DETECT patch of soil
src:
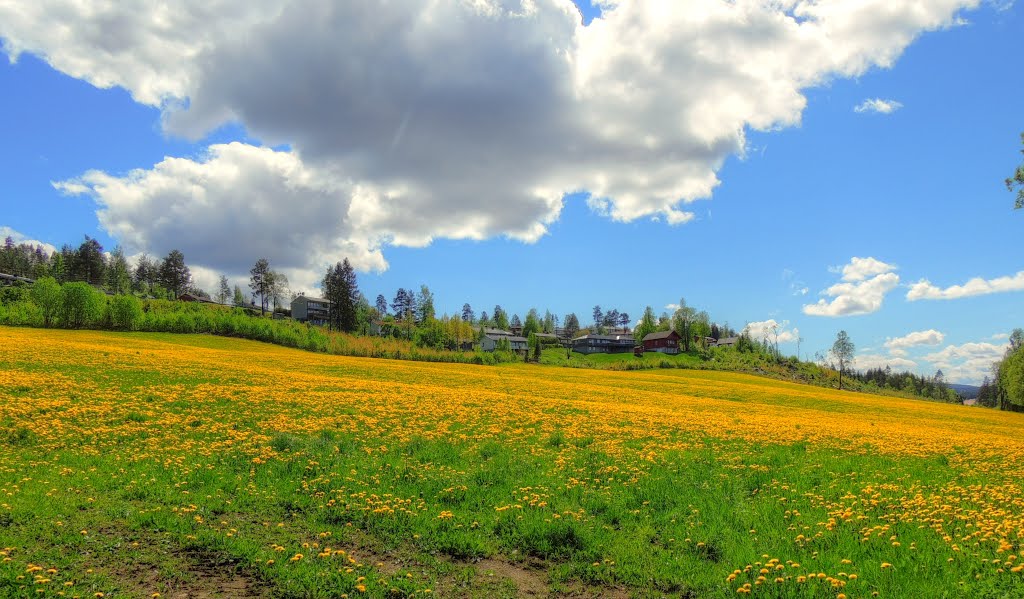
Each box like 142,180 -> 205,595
90,526 -> 271,598
474,557 -> 548,597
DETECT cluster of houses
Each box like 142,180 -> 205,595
291,294 -> 742,356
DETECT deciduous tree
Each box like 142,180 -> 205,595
831,330 -> 855,390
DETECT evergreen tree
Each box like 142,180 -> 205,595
158,250 -> 191,298
376,294 -> 389,317
249,258 -> 272,314
105,246 -> 132,295
461,303 -> 474,323
592,305 -> 603,331
232,285 -> 245,307
511,314 -> 522,329
71,236 -> 106,285
217,275 -> 231,305
493,305 -> 509,330
323,259 -> 359,332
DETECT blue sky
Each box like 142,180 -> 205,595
0,0 -> 1021,382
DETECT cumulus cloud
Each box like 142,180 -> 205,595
0,226 -> 57,254
855,353 -> 918,372
923,341 -> 1008,383
744,319 -> 800,344
854,98 -> 903,114
883,329 -> 945,356
54,143 -> 388,291
906,271 -> 1024,301
803,256 -> 900,317
2,0 -> 981,276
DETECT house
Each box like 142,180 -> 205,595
481,331 -> 529,352
642,330 -> 681,354
571,334 -> 636,355
291,295 -> 331,325
534,332 -> 559,345
713,336 -> 739,348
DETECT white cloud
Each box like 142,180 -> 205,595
54,143 -> 389,291
838,257 -> 898,282
744,319 -> 799,343
906,271 -> 1024,301
2,0 -> 981,274
923,341 -> 1008,384
855,353 -> 918,372
884,329 -> 945,355
0,226 -> 57,254
803,256 -> 900,317
854,98 -> 903,114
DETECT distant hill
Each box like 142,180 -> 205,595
948,383 -> 980,399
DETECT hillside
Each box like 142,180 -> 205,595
948,383 -> 981,399
3,327 -> 1024,597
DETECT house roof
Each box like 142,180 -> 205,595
485,334 -> 528,343
715,336 -> 739,345
642,330 -> 679,341
572,334 -> 635,342
534,333 -> 557,338
292,295 -> 330,304
482,327 -> 513,336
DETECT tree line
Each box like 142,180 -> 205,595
977,329 -> 1024,409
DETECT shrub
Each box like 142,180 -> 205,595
60,283 -> 105,329
30,277 -> 62,327
109,294 -> 143,331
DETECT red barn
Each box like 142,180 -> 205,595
642,330 -> 681,354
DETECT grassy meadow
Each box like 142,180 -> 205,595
2,327 -> 1024,598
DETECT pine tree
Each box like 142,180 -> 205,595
249,258 -> 272,314
217,275 -> 231,305
158,250 -> 191,298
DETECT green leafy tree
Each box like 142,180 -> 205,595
831,330 -> 855,390
672,298 -> 696,352
522,309 -> 540,339
634,306 -> 658,342
61,282 -> 105,329
1007,132 -> 1024,209
109,294 -> 143,330
31,277 -> 62,327
269,271 -> 289,312
232,285 -> 246,307
417,285 -> 435,323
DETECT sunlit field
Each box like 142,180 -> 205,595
3,327 -> 1024,598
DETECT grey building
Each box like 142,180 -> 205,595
291,295 -> 331,325
571,334 -> 636,355
479,328 -> 528,352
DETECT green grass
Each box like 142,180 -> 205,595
1,327 -> 1022,598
